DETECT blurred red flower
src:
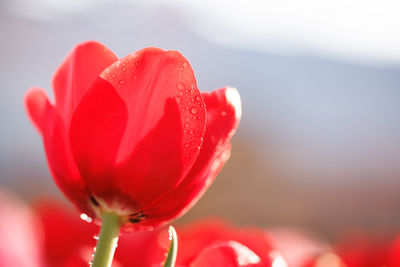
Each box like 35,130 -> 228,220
35,201 -> 283,267
0,190 -> 44,267
332,232 -> 400,267
172,219 -> 285,267
25,41 -> 241,230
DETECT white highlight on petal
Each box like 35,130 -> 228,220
80,213 -> 93,223
225,87 -> 242,121
226,241 -> 261,266
270,250 -> 288,267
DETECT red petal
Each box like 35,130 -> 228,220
25,89 -> 90,213
175,219 -> 273,266
69,79 -> 128,195
70,48 -> 206,214
35,200 -> 98,265
140,87 -> 241,227
111,99 -> 184,209
100,47 -> 206,172
116,227 -> 168,266
52,41 -> 117,125
191,241 -> 263,267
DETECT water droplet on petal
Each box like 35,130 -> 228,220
175,96 -> 182,104
183,62 -> 188,68
190,107 -> 199,115
177,83 -> 184,90
80,213 -> 93,223
221,110 -> 227,116
119,80 -> 126,85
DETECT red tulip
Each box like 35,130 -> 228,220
267,228 -> 331,267
334,232 -> 400,267
36,201 -> 283,267
35,200 -> 98,266
0,189 -> 44,267
174,219 -> 285,267
25,41 -> 241,230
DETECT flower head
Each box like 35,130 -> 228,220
25,41 -> 241,230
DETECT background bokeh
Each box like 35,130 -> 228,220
1,0 -> 400,241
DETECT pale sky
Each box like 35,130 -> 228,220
6,0 -> 400,65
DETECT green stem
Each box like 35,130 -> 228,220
92,212 -> 121,267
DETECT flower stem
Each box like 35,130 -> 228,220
92,212 -> 121,267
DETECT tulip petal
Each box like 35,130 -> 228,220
175,219 -> 273,266
25,89 -> 91,212
191,241 -> 263,267
35,201 -> 98,265
140,87 -> 241,228
100,47 -> 206,176
52,41 -> 117,125
69,78 -> 128,194
111,99 -> 184,209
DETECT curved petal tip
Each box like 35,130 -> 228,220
24,88 -> 51,132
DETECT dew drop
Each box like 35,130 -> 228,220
221,110 -> 227,116
190,88 -> 195,95
190,107 -> 199,115
182,62 -> 188,68
177,83 -> 184,90
175,96 -> 182,104
196,95 -> 202,101
119,80 -> 126,85
189,129 -> 195,135
80,213 -> 93,223
184,123 -> 190,128
122,68 -> 126,72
